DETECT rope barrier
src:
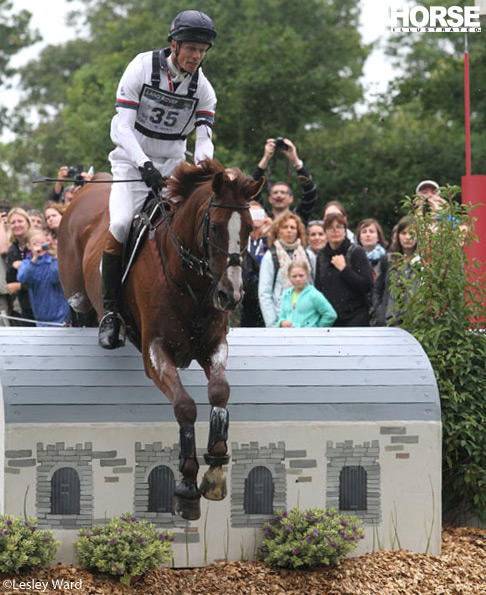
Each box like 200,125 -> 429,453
0,311 -> 69,327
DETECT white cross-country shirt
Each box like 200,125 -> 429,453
109,48 -> 217,167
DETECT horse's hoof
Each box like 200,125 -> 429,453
199,466 -> 227,501
175,496 -> 201,520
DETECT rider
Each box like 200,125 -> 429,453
99,10 -> 217,349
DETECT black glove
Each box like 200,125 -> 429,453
139,161 -> 165,190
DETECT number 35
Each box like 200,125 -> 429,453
150,108 -> 178,127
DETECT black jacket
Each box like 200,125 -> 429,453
6,241 -> 34,322
315,238 -> 373,326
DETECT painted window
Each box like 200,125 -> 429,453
148,465 -> 175,513
244,466 -> 274,514
339,465 -> 367,511
51,467 -> 81,515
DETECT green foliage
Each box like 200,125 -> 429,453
0,515 -> 59,574
306,110 -> 465,235
0,0 -> 40,87
392,187 -> 486,520
0,0 -> 370,205
74,513 -> 174,585
258,508 -> 364,569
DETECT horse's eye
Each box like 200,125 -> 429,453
211,222 -> 223,235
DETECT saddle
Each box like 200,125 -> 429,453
121,192 -> 169,284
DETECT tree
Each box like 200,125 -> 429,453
0,0 -> 370,205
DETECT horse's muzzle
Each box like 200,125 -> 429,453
215,268 -> 244,311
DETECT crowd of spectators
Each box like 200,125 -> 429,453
0,148 -> 436,330
0,166 -> 94,328
240,138 -> 438,330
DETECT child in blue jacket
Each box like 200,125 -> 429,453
279,260 -> 337,328
17,230 -> 70,326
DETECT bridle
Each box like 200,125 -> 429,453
198,192 -> 250,278
156,189 -> 250,303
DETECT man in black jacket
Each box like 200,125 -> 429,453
252,138 -> 317,226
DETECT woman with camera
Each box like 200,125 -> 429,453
17,228 -> 70,327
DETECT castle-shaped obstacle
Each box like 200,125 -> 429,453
0,327 -> 441,564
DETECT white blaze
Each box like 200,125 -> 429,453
226,212 -> 242,295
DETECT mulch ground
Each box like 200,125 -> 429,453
3,525 -> 486,594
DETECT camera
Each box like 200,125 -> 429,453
275,137 -> 289,151
67,165 -> 85,187
41,243 -> 50,251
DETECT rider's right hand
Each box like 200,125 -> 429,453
139,161 -> 165,190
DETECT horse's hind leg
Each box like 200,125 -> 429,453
198,343 -> 231,501
143,340 -> 201,520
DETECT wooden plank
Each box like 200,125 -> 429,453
0,328 -> 421,346
0,343 -> 425,358
4,384 -> 438,406
0,368 -> 435,387
0,355 -> 429,371
3,402 -> 441,424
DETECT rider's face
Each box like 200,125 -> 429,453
172,41 -> 209,73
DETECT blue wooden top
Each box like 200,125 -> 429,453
0,327 -> 440,423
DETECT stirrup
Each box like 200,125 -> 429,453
99,311 -> 126,348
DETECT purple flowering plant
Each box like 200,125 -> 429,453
74,512 -> 174,585
0,514 -> 59,573
259,507 -> 364,569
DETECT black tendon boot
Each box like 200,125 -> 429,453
175,426 -> 201,519
204,407 -> 231,466
98,250 -> 125,349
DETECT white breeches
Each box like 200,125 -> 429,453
108,156 -> 183,244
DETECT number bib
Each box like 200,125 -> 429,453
135,84 -> 198,140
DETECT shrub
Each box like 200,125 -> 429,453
258,508 -> 364,569
392,188 -> 486,521
0,515 -> 59,573
74,513 -> 174,585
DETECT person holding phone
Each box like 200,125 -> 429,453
17,230 -> 70,327
251,137 -> 318,226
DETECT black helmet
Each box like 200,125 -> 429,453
167,10 -> 217,47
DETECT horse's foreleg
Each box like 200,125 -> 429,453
198,342 -> 231,501
143,340 -> 201,520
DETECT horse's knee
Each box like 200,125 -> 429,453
67,291 -> 91,313
208,375 -> 230,408
174,398 -> 197,426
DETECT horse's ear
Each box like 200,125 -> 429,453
245,176 -> 265,200
212,171 -> 225,195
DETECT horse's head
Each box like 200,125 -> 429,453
201,169 -> 265,311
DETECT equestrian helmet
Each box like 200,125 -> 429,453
167,10 -> 217,47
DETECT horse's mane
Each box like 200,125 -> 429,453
166,159 -> 225,203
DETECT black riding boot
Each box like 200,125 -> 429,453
98,250 -> 125,349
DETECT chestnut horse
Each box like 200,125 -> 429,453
58,159 -> 264,520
